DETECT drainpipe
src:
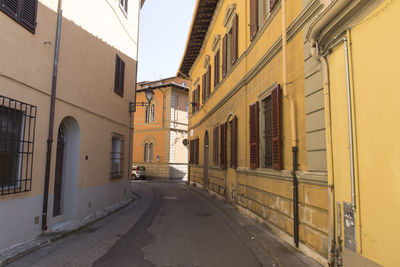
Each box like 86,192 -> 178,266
282,0 -> 299,248
42,0 -> 63,231
129,0 -> 142,182
311,43 -> 336,266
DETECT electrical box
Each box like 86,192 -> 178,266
343,202 -> 356,252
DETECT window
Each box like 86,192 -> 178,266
144,142 -> 153,162
145,104 -> 155,123
250,0 -> 276,41
110,134 -> 124,178
191,85 -> 200,114
120,0 -> 128,14
189,138 -> 199,165
212,126 -> 219,165
249,85 -> 282,170
220,123 -> 227,169
0,96 -> 36,195
222,13 -> 238,78
114,55 -> 125,97
214,50 -> 220,87
0,0 -> 38,33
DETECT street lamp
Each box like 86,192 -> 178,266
129,88 -> 154,112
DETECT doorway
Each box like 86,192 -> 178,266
52,117 -> 80,225
203,131 -> 209,190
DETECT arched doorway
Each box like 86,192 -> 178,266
203,131 -> 209,190
52,117 -> 80,224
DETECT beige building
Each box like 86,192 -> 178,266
0,0 -> 143,251
133,77 -> 189,180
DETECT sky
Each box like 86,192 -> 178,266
137,0 -> 197,83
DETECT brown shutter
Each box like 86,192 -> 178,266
222,34 -> 227,78
250,0 -> 258,41
271,85 -> 282,170
231,116 -> 238,168
214,51 -> 220,87
231,13 -> 238,64
213,126 -> 219,165
249,102 -> 259,169
191,91 -> 195,113
119,59 -> 125,96
190,140 -> 194,164
202,74 -> 206,104
270,0 -> 277,11
0,0 -> 19,17
207,64 -> 211,96
220,123 -> 227,169
114,55 -> 121,95
196,138 -> 200,165
21,0 -> 38,32
197,85 -> 200,111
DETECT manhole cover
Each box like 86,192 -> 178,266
163,196 -> 178,200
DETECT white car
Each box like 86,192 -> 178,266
132,166 -> 146,180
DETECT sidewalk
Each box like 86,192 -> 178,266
189,184 -> 322,267
0,182 -> 152,267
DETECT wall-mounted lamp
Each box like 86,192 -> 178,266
129,88 -> 154,112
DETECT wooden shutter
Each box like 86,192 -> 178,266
214,51 -> 220,87
195,138 -> 199,165
271,85 -> 282,170
21,0 -> 38,32
213,126 -> 219,165
220,123 -> 227,169
1,0 -> 19,18
231,116 -> 238,168
231,13 -> 238,64
114,55 -> 121,94
249,102 -> 259,169
119,59 -> 125,96
222,34 -> 227,78
197,86 -> 200,111
189,140 -> 194,164
270,0 -> 277,11
191,91 -> 196,113
250,0 -> 258,41
114,55 -> 124,97
202,74 -> 206,104
207,64 -> 211,96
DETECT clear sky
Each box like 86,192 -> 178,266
137,0 -> 197,83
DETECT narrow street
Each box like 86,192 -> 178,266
9,181 -> 320,267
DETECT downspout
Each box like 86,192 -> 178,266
129,0 -> 142,181
311,43 -> 336,266
282,0 -> 299,248
42,0 -> 63,231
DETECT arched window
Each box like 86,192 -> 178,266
145,104 -> 155,123
144,142 -> 154,162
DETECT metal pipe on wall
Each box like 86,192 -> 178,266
42,0 -> 63,231
282,0 -> 299,247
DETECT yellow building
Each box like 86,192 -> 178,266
308,0 -> 400,266
133,77 -> 189,180
0,0 -> 142,251
179,0 -> 333,264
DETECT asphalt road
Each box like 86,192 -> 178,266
9,181 -> 320,267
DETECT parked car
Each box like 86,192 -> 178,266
132,165 -> 146,180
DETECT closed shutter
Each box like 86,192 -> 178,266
222,34 -> 227,78
119,59 -> 125,96
220,123 -> 227,169
207,64 -> 211,96
213,126 -> 219,165
270,0 -> 277,11
20,0 -> 38,32
250,0 -> 258,41
192,91 -> 196,113
214,51 -> 220,86
114,56 -> 120,94
189,140 -> 194,164
1,0 -> 19,18
202,74 -> 206,104
231,13 -> 238,64
249,102 -> 259,169
196,86 -> 200,111
195,138 -> 199,165
271,85 -> 282,170
114,55 -> 124,97
231,116 -> 238,168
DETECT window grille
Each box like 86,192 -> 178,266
0,96 -> 37,195
110,133 -> 124,178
